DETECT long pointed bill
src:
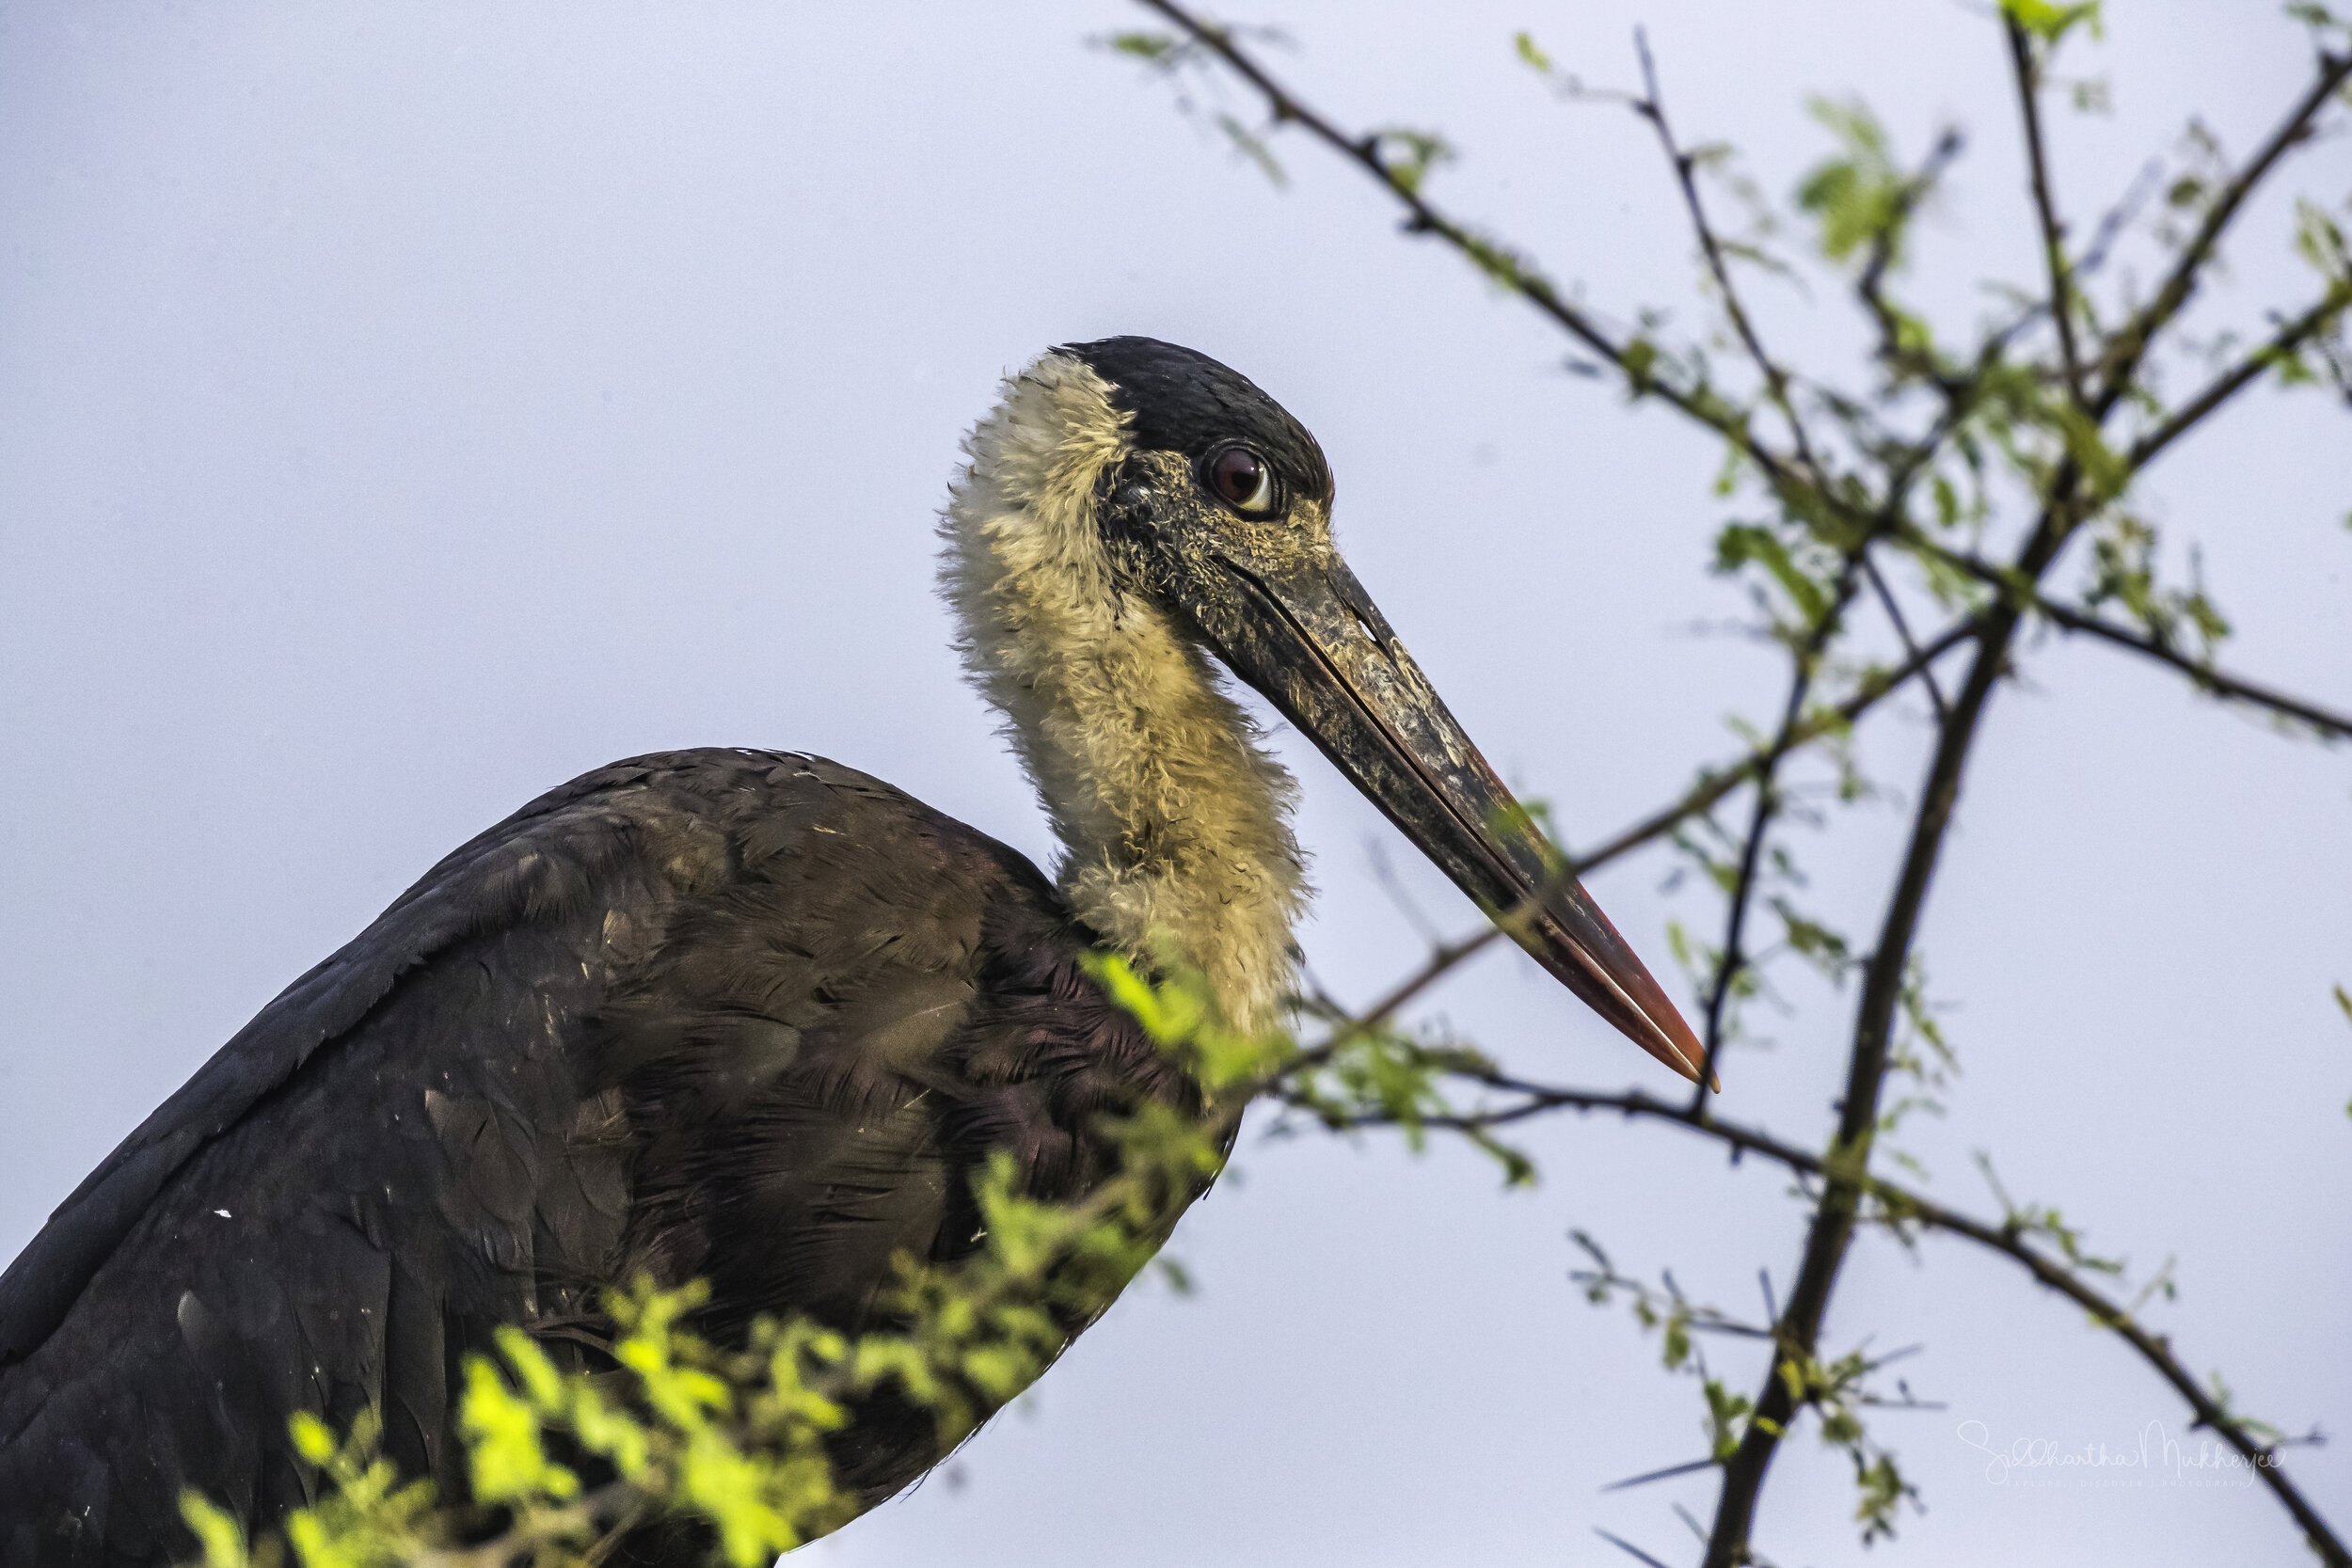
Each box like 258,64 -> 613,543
1193,552 -> 1714,1087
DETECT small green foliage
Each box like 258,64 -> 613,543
1851,1450 -> 1915,1542
1703,1377 -> 1755,1462
1795,98 -> 1907,264
2284,1 -> 2352,42
177,1048 -> 1256,1568
2203,1371 -> 2291,1448
1620,336 -> 1659,390
1080,951 -> 1292,1092
2082,513 -> 2233,658
177,1497 -> 253,1568
182,1409 -> 441,1568
1974,1152 -> 2127,1282
1091,22 -> 1293,187
1102,29 -> 1178,63
1369,127 -> 1454,197
460,1351 -> 580,1504
1571,1228 -> 1922,1515
1999,0 -> 2104,46
2291,198 -> 2350,281
1775,900 -> 1853,981
2336,984 -> 2352,1117
1885,957 -> 1959,1132
1714,521 -> 1835,623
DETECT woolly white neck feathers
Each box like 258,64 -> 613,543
938,353 -> 1308,1034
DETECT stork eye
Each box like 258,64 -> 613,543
1205,446 -> 1276,514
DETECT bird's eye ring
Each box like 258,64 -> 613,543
1205,446 -> 1276,515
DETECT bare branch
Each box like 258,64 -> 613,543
1862,556 -> 1950,721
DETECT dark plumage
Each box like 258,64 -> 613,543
0,752 -> 1191,1559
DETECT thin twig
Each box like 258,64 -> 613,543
2006,16 -> 2087,403
1576,610 -> 1984,873
1903,535 -> 2352,741
1691,558 -> 1864,1110
1631,26 -> 1820,480
1862,554 -> 1950,721
2035,598 -> 2352,740
2090,48 -> 2352,416
2127,279 -> 2352,469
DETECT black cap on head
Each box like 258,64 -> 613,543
1058,336 -> 1333,505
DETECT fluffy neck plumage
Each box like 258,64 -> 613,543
938,354 -> 1306,1034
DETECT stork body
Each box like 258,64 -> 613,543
0,751 -> 1187,1553
0,341 -> 1704,1562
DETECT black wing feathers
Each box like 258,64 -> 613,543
0,750 -> 1197,1565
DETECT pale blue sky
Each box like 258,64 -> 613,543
2,4 -> 2345,1564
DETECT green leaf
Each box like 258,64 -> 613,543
1999,0 -> 2104,44
1514,31 -> 1553,72
288,1410 -> 338,1466
1661,1314 -> 1692,1370
1103,30 -> 1177,63
1371,127 -> 1454,197
459,1355 -> 580,1504
1215,112 -> 1286,187
1714,522 -> 1832,621
1620,337 -> 1660,388
1795,98 -> 1904,263
177,1496 -> 251,1568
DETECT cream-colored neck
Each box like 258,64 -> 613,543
937,353 -> 1306,1034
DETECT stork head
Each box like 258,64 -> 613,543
943,336 -> 1709,1085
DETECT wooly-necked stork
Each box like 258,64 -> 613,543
0,338 -> 1706,1560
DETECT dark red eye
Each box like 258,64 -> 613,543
1207,447 -> 1274,513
